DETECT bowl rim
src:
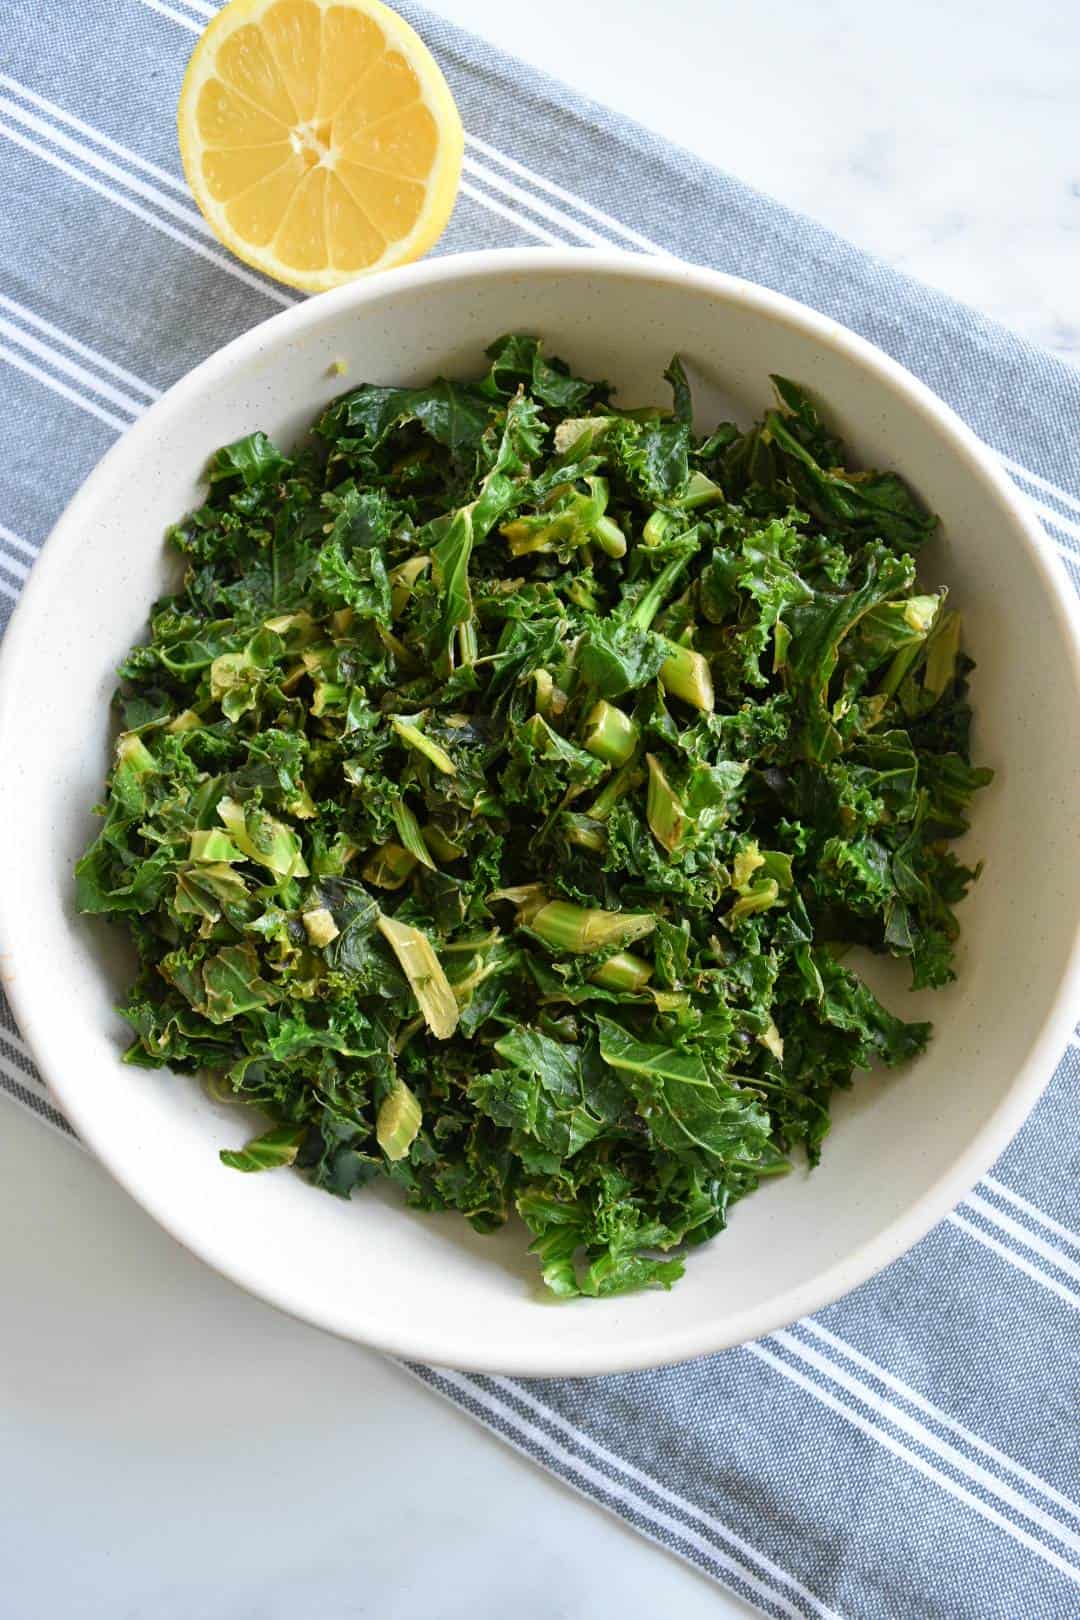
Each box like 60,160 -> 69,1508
3,245 -> 1079,1375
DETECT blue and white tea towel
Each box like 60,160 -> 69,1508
2,4 -> 1079,1616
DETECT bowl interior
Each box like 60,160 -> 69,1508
4,253 -> 1078,1374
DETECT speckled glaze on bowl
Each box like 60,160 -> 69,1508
2,250 -> 1078,1375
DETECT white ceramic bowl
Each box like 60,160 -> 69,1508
3,250 -> 1078,1375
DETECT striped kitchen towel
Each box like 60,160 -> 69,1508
2,4 -> 1079,1617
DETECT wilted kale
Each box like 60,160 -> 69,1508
76,338 -> 990,1298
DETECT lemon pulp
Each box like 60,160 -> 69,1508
178,0 -> 463,292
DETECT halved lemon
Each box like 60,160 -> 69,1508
177,0 -> 463,293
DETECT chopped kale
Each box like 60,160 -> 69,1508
77,339 -> 989,1298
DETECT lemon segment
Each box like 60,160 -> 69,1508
178,0 -> 463,293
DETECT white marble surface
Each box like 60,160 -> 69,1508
3,3 -> 1076,1617
0,1105 -> 746,1620
439,0 -> 1080,364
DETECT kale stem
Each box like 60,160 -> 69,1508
589,950 -> 653,991
594,515 -> 627,558
589,761 -> 643,822
527,900 -> 656,954
562,815 -> 607,854
659,642 -> 714,712
457,619 -> 478,667
628,553 -> 693,632
582,700 -> 639,766
645,753 -> 687,852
